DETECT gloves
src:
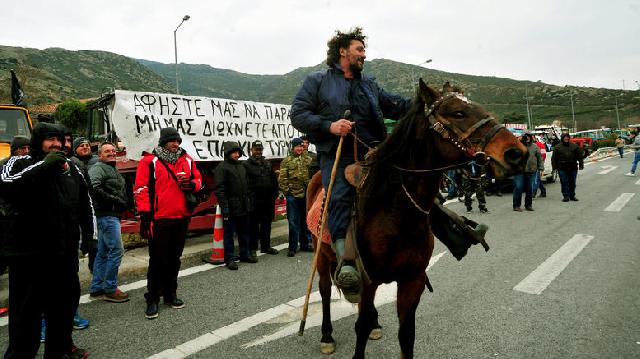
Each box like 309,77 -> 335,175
180,178 -> 195,192
43,151 -> 67,168
222,207 -> 230,221
139,212 -> 153,239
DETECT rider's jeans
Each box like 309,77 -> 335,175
318,151 -> 356,242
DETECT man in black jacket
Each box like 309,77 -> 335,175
214,141 -> 256,270
242,140 -> 279,256
0,123 -> 94,358
552,133 -> 584,202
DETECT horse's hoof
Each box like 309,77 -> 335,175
320,342 -> 336,355
368,327 -> 383,340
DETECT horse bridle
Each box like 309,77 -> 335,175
393,92 -> 505,215
425,92 -> 505,166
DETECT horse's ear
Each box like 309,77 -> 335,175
442,82 -> 453,94
418,78 -> 438,106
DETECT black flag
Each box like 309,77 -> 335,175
10,70 -> 25,106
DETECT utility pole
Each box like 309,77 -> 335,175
525,86 -> 532,129
570,91 -> 576,132
615,98 -> 621,130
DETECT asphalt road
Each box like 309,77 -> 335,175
1,154 -> 638,358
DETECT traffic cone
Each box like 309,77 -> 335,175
203,205 -> 225,265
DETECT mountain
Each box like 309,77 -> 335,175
1,45 -> 638,130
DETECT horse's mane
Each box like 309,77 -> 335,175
361,95 -> 432,211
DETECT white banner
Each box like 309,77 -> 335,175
110,90 -> 304,161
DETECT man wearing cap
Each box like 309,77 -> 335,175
279,138 -> 313,257
243,140 -> 279,256
134,127 -> 204,319
1,123 -> 94,358
214,141 -> 256,269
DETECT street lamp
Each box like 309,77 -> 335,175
410,59 -> 432,87
569,90 -> 576,132
174,15 -> 190,94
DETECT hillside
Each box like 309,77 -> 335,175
1,45 -> 638,130
0,45 -> 173,104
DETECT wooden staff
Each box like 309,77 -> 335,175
299,111 -> 350,336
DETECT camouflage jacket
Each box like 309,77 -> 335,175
278,153 -> 312,198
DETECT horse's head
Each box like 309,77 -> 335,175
416,79 -> 526,178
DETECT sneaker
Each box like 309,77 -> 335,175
89,289 -> 105,299
262,247 -> 279,255
479,207 -> 489,213
336,265 -> 362,303
624,172 -> 636,177
145,301 -> 159,319
240,256 -> 258,263
562,197 -> 570,202
70,345 -> 90,359
226,261 -> 238,270
164,297 -> 185,309
466,207 -> 473,213
513,207 -> 523,212
570,197 -> 579,201
40,319 -> 46,343
495,192 -> 503,197
540,192 -> 547,198
287,250 -> 295,257
73,312 -> 89,330
525,207 -> 534,211
104,289 -> 130,303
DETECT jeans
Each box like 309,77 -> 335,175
630,151 -> 640,174
617,147 -> 624,158
446,170 -> 459,197
285,195 -> 311,251
90,216 -> 123,294
223,215 -> 251,263
535,171 -> 546,194
512,173 -> 536,208
558,169 -> 578,198
318,151 -> 356,241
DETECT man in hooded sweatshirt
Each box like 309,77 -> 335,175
552,133 -> 584,202
0,123 -> 94,358
214,141 -> 256,270
134,127 -> 204,319
512,133 -> 543,211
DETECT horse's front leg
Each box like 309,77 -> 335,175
318,251 -> 335,354
397,273 -> 426,359
353,283 -> 379,359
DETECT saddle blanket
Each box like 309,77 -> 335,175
306,188 -> 332,245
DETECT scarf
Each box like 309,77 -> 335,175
154,146 -> 183,164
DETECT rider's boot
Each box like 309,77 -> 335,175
430,202 -> 490,261
334,237 -> 361,303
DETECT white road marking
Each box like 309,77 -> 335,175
604,193 -> 635,212
148,251 -> 447,358
635,178 -> 640,185
0,243 -> 292,328
513,234 -> 594,295
597,165 -> 617,174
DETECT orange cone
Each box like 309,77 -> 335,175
203,205 -> 225,265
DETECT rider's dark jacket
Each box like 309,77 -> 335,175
290,63 -> 412,153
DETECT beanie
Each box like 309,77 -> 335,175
251,140 -> 264,149
291,138 -> 303,147
10,135 -> 31,154
159,127 -> 182,147
73,137 -> 89,152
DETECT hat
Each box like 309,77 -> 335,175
251,140 -> 264,149
73,137 -> 89,152
159,127 -> 182,146
10,135 -> 30,153
291,138 -> 304,147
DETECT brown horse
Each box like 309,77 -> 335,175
306,80 -> 526,358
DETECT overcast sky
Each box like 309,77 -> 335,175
2,0 -> 638,90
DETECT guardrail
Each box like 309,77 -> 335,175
586,146 -> 620,162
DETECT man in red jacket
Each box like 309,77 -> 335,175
134,128 -> 204,319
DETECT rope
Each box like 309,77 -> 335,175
400,182 -> 431,215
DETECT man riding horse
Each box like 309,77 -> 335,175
290,27 -> 488,299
